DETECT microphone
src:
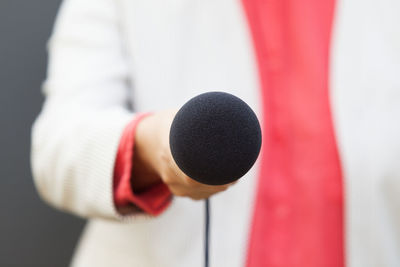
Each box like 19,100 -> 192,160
169,91 -> 262,185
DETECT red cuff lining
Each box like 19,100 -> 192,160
113,113 -> 172,216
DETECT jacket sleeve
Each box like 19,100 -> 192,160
31,0 -> 138,220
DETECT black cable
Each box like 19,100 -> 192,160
205,198 -> 210,267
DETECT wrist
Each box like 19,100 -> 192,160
131,114 -> 163,193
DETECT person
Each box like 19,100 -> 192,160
31,0 -> 400,266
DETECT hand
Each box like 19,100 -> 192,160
132,110 -> 232,200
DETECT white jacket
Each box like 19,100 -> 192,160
31,0 -> 400,266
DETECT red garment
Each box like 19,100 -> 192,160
242,0 -> 345,266
113,113 -> 172,216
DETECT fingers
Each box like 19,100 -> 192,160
168,182 -> 229,200
161,162 -> 233,200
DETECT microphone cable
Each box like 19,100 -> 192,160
205,199 -> 210,267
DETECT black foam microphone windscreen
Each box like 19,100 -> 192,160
169,92 -> 262,185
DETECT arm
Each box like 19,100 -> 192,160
32,0 -> 232,220
31,0 -> 134,220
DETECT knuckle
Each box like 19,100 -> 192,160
217,184 -> 230,191
171,190 -> 186,197
162,175 -> 174,185
221,185 -> 230,191
208,186 -> 227,194
162,174 -> 181,186
189,195 -> 205,201
184,176 -> 198,186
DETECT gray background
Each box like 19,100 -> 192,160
0,1 -> 85,266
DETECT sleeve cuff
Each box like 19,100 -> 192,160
113,113 -> 172,216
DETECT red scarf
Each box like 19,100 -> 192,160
243,0 -> 345,266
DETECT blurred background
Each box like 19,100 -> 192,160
0,1 -> 85,266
